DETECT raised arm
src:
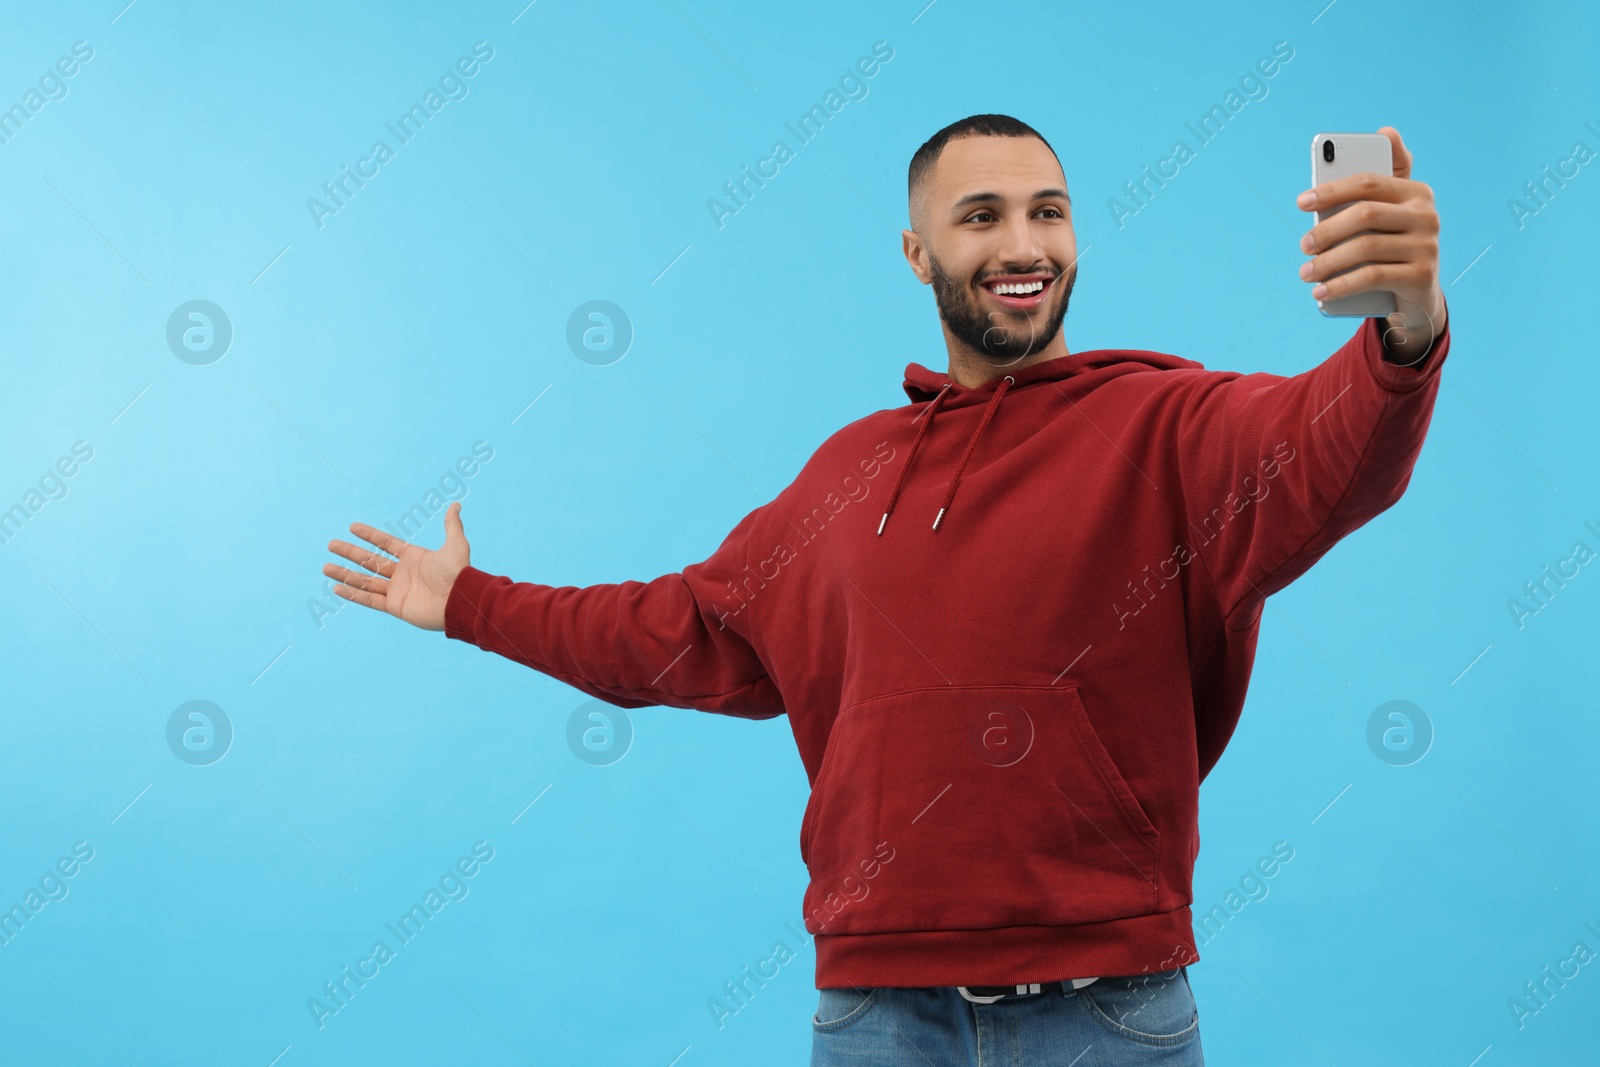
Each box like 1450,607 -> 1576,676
323,501 -> 784,719
1173,308 -> 1450,628
1173,124 -> 1452,626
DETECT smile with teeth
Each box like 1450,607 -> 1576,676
982,276 -> 1052,307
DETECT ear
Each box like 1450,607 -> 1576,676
902,229 -> 932,284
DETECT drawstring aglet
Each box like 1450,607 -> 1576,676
877,512 -> 889,536
931,507 -> 947,531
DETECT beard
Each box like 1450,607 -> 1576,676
928,251 -> 1076,366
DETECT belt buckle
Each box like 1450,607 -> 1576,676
957,983 -> 1043,1004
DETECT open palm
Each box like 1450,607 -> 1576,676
323,502 -> 471,631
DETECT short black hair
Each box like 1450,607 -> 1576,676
907,114 -> 1060,232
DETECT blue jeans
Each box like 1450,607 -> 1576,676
810,966 -> 1202,1066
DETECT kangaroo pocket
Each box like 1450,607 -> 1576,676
799,684 -> 1161,935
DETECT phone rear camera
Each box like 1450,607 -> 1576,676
1322,139 -> 1335,163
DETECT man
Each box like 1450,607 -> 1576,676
322,114 -> 1448,1065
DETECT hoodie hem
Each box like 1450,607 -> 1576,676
811,907 -> 1198,989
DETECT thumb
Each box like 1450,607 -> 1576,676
1378,126 -> 1412,181
444,501 -> 467,547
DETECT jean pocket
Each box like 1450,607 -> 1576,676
800,684 -> 1161,935
812,986 -> 877,1032
1078,967 -> 1198,1046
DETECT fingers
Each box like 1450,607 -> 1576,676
326,538 -> 398,578
1298,170 -> 1409,215
331,582 -> 387,613
323,561 -> 391,595
349,521 -> 410,558
1307,260 -> 1431,304
1301,196 -> 1435,255
1300,232 -> 1428,286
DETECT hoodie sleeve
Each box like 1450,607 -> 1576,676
441,503 -> 785,719
1175,305 -> 1450,628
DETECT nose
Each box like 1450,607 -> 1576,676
997,213 -> 1049,270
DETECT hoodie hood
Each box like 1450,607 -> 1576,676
901,347 -> 1204,403
881,348 -> 1206,535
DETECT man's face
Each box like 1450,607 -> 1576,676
905,135 -> 1078,367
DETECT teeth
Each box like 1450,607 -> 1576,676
991,280 -> 1045,296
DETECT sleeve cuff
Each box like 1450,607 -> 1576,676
1359,300 -> 1451,394
444,564 -> 500,644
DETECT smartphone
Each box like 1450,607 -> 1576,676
1309,132 -> 1397,317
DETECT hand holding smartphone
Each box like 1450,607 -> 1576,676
1309,132 -> 1397,317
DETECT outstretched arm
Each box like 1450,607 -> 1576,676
323,501 -> 784,719
1174,309 -> 1450,629
1177,126 -> 1451,625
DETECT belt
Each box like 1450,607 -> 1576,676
956,981 -> 1084,1004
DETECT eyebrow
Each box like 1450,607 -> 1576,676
950,187 -> 1072,215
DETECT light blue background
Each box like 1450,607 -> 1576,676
1,0 -> 1595,1063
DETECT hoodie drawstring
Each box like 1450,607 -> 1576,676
877,375 -> 1015,536
877,382 -> 951,535
932,374 -> 1013,531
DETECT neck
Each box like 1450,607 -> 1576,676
942,330 -> 1071,389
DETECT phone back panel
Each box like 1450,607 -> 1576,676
1311,132 -> 1397,317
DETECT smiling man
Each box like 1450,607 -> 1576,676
906,124 -> 1079,387
323,114 -> 1449,1066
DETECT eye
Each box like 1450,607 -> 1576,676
964,206 -> 1066,224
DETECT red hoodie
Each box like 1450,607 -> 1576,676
444,311 -> 1450,988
